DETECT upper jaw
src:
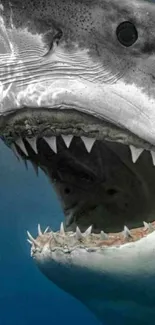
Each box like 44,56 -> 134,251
1,0 -> 155,148
0,31 -> 155,148
1,70 -> 155,148
1,75 -> 155,151
0,106 -> 154,150
1,105 -> 155,180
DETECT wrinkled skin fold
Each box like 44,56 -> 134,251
1,0 -> 155,324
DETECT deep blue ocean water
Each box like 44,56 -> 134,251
0,141 -> 100,325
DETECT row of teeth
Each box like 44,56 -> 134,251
11,135 -> 155,165
27,220 -> 154,252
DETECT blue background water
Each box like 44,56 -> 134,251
0,141 -> 100,325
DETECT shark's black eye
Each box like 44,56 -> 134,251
116,21 -> 138,47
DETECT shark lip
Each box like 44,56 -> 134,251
0,106 -> 155,151
1,107 -> 155,249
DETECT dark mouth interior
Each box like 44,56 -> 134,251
11,132 -> 155,238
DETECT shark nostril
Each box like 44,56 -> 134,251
43,27 -> 63,56
53,28 -> 63,46
116,21 -> 138,47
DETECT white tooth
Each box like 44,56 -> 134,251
62,135 -> 73,148
151,151 -> 155,165
76,226 -> 83,240
60,222 -> 65,235
38,224 -> 42,236
27,239 -> 33,245
44,136 -> 57,153
143,221 -> 153,231
123,226 -> 132,239
84,225 -> 92,236
44,226 -> 49,233
129,145 -> 143,163
65,211 -> 74,227
100,230 -> 109,240
26,137 -> 37,153
15,138 -> 28,156
143,221 -> 149,230
27,231 -> 39,247
81,137 -> 95,153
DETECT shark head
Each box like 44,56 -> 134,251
1,0 -> 155,324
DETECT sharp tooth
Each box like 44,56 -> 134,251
62,135 -> 73,148
60,222 -> 65,235
76,226 -> 83,240
81,137 -> 95,153
65,211 -> 74,227
129,145 -> 143,163
27,231 -> 40,247
151,151 -> 155,165
26,137 -> 37,153
123,226 -> 132,239
143,221 -> 153,231
27,239 -> 33,245
44,226 -> 49,233
84,225 -> 92,236
38,224 -> 42,236
44,136 -> 57,153
15,138 -> 28,156
143,221 -> 149,230
100,230 -> 109,240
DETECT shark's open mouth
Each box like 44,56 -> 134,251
2,107 -> 155,250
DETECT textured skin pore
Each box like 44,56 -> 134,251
2,0 -> 155,101
1,0 -> 155,325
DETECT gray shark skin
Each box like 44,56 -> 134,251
1,0 -> 155,324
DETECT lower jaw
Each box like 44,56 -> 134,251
27,221 -> 155,325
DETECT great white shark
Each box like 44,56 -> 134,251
0,0 -> 155,324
